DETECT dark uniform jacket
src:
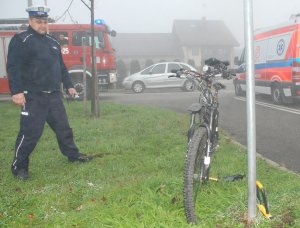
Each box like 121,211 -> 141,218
6,26 -> 73,95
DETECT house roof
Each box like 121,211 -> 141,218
112,19 -> 239,58
111,33 -> 182,58
172,19 -> 239,47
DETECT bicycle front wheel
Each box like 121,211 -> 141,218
184,127 -> 209,224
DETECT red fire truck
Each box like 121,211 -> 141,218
0,21 -> 117,97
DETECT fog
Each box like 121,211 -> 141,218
1,0 -> 299,47
1,0 -> 300,175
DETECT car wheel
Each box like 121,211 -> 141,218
234,81 -> 245,96
271,83 -> 283,105
183,79 -> 195,92
132,81 -> 145,93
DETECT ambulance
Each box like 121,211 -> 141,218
234,14 -> 300,104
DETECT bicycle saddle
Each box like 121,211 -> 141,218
187,103 -> 202,113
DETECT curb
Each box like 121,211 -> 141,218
0,95 -> 10,101
227,134 -> 300,177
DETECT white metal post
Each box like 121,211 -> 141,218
244,0 -> 257,221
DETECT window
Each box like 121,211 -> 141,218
50,32 -> 69,46
0,37 -> 11,76
180,63 -> 193,71
141,65 -> 155,75
167,63 -> 181,73
72,31 -> 104,48
151,64 -> 166,74
72,31 -> 86,46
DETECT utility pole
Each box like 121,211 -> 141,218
90,0 -> 100,117
80,0 -> 100,117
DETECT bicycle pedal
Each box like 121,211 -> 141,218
209,177 -> 218,181
223,174 -> 245,181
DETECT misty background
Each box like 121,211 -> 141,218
1,0 -> 299,49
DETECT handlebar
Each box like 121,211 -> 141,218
204,58 -> 229,67
170,58 -> 235,81
169,69 -> 201,78
202,58 -> 234,79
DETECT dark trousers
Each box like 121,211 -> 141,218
11,91 -> 80,172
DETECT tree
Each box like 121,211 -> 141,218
116,60 -> 127,88
187,59 -> 196,68
130,60 -> 141,75
145,59 -> 154,68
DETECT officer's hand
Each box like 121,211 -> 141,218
12,93 -> 26,106
68,88 -> 78,97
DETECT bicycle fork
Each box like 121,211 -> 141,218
187,112 -> 213,172
202,122 -> 212,168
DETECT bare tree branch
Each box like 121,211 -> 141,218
80,0 -> 91,10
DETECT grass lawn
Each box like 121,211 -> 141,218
0,101 -> 299,227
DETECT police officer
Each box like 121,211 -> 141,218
7,6 -> 92,180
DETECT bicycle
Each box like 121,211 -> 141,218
171,58 -> 233,224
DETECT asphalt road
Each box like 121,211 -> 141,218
100,80 -> 300,174
219,82 -> 300,174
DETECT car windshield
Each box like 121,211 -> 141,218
141,65 -> 155,75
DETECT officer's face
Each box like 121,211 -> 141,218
29,17 -> 48,35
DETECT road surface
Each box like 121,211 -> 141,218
100,81 -> 300,174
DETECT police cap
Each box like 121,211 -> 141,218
26,6 -> 50,18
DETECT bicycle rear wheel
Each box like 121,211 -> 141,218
184,127 -> 209,224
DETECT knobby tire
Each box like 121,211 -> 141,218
184,127 -> 209,224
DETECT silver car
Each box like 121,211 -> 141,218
122,62 -> 197,93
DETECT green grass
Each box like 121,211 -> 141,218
0,101 -> 299,227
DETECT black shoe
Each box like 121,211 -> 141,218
68,153 -> 93,162
12,169 -> 31,180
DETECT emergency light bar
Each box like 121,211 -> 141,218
95,19 -> 104,25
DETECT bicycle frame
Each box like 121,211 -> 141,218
187,76 -> 220,166
181,58 -> 233,224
